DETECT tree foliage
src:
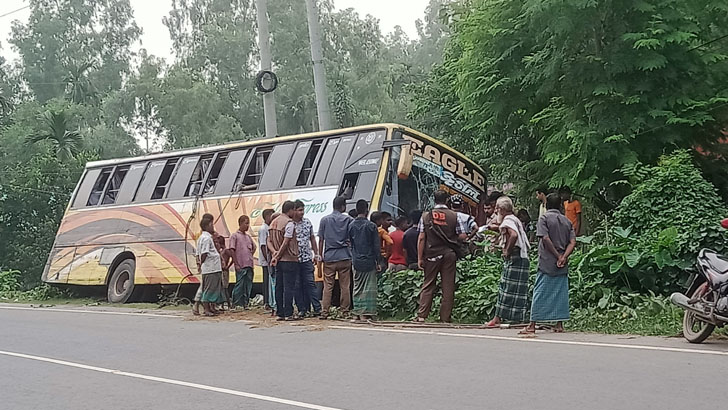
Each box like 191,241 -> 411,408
413,0 -> 728,207
26,109 -> 84,161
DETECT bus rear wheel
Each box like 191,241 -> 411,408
107,259 -> 138,303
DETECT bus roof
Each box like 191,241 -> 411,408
85,123 -> 485,175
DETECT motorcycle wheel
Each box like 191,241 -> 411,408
682,285 -> 715,344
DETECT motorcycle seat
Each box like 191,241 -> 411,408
700,250 -> 728,275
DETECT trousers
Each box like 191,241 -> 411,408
417,252 -> 457,322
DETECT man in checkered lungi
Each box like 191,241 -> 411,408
486,196 -> 531,327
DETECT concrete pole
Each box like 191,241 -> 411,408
304,0 -> 332,131
255,0 -> 278,138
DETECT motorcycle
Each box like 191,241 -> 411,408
670,249 -> 728,343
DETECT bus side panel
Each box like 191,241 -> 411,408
45,186 -> 340,287
43,247 -> 77,284
64,245 -> 110,285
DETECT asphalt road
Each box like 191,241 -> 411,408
1,304 -> 727,410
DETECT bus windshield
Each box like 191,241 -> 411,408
379,133 -> 485,219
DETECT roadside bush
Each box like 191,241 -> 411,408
0,269 -> 21,293
378,269 -> 423,319
579,151 -> 728,295
0,269 -> 68,301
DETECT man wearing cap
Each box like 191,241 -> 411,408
450,194 -> 478,239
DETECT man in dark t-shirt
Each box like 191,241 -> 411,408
402,210 -> 422,270
347,200 -> 380,321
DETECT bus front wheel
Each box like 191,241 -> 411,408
107,259 -> 137,303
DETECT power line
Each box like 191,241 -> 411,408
0,183 -> 71,196
688,33 -> 728,53
0,5 -> 30,19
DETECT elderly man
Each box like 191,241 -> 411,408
486,196 -> 531,327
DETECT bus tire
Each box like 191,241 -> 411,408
107,259 -> 137,303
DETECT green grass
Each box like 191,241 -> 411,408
567,306 -> 683,336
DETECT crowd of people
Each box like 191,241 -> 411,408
192,186 -> 583,332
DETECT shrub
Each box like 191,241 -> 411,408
0,269 -> 69,301
580,151 -> 728,295
0,269 -> 21,293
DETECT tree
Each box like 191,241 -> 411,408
165,0 -> 263,138
26,109 -> 84,161
413,0 -> 728,208
10,0 -> 140,102
63,61 -> 97,104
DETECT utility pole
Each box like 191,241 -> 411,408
255,0 -> 278,138
304,0 -> 332,131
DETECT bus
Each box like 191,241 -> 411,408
42,124 -> 487,303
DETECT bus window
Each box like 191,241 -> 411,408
312,138 -> 339,185
72,168 -> 101,208
296,140 -> 323,186
151,158 -> 179,200
214,149 -> 248,194
324,135 -> 357,185
114,162 -> 148,205
258,143 -> 295,191
101,166 -> 130,205
184,155 -> 213,197
339,173 -> 359,200
236,147 -> 271,191
86,168 -> 112,206
281,139 -> 323,188
352,171 -> 377,202
203,152 -> 228,195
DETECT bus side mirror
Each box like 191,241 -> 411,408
397,145 -> 413,180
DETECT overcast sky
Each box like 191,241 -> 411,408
0,0 -> 429,63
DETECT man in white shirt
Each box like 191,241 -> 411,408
196,213 -> 225,317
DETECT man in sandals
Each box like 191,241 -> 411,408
522,193 -> 576,334
414,190 -> 468,323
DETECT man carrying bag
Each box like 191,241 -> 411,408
414,190 -> 469,323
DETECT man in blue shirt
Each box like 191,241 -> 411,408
347,199 -> 380,321
318,196 -> 353,319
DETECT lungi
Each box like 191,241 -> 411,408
352,269 -> 377,316
200,271 -> 225,304
494,253 -> 530,323
530,271 -> 569,321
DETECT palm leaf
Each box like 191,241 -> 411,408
26,110 -> 83,159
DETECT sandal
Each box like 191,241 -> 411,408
484,320 -> 500,328
412,317 -> 426,323
203,312 -> 215,317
